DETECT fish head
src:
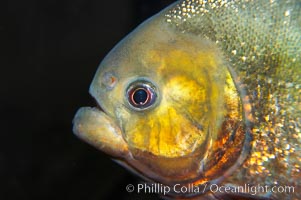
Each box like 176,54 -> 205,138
73,15 -> 245,184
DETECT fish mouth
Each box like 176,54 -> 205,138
94,98 -> 106,113
72,99 -> 129,159
91,97 -> 114,120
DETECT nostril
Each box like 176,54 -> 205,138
102,72 -> 118,90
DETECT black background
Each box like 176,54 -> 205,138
1,0 -> 176,199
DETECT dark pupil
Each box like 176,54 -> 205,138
133,89 -> 148,105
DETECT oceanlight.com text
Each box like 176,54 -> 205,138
125,183 -> 295,196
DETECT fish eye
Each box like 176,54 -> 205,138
126,80 -> 158,110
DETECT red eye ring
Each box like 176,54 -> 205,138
126,80 -> 158,110
129,87 -> 151,106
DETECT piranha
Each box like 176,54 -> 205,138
73,0 -> 301,199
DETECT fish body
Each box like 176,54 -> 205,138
73,0 -> 301,199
